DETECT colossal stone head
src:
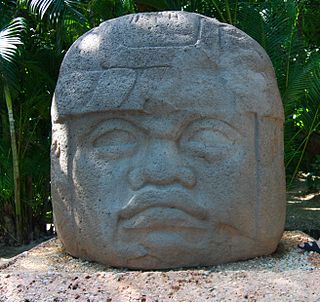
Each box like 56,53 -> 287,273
51,11 -> 286,269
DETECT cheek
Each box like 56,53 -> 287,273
71,151 -> 131,241
74,150 -> 122,186
189,146 -> 249,181
191,148 -> 256,204
192,149 -> 257,233
72,149 -> 134,207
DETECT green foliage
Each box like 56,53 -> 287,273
87,0 -> 135,25
0,15 -> 27,243
300,0 -> 320,46
0,17 -> 26,87
0,142 -> 13,202
0,18 -> 25,62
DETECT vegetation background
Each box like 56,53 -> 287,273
1,0 -> 320,244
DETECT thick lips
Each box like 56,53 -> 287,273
118,187 -> 209,228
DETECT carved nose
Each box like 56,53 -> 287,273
128,139 -> 196,190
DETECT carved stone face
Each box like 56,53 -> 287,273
51,11 -> 286,269
70,111 -> 252,268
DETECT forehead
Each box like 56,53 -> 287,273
55,68 -> 237,116
53,65 -> 275,123
52,12 -> 283,123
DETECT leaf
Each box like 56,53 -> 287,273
28,0 -> 88,22
135,0 -> 176,10
0,18 -> 25,64
0,17 -> 26,89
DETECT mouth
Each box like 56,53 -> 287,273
118,187 -> 208,230
121,207 -> 208,230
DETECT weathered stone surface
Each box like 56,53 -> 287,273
51,11 -> 286,269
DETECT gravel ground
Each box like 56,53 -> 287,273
0,231 -> 319,302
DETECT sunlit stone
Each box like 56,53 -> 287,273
51,11 -> 286,269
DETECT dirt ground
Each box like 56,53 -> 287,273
0,231 -> 319,302
286,180 -> 320,233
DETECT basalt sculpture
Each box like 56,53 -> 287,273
51,11 -> 286,269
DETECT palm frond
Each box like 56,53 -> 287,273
29,0 -> 54,18
0,17 -> 26,89
28,0 -> 88,22
0,18 -> 26,63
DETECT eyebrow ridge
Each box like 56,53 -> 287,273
84,115 -> 241,141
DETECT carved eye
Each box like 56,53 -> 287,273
93,129 -> 137,159
180,121 -> 237,162
89,119 -> 140,159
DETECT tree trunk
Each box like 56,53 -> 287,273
4,83 -> 22,244
26,175 -> 34,242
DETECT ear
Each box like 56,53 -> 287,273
255,116 -> 286,244
51,128 -> 79,255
